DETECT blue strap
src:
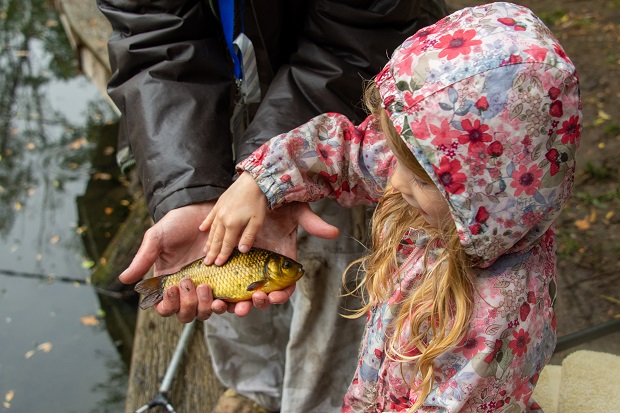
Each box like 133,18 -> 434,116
218,0 -> 243,80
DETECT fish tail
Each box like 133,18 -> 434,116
135,277 -> 164,310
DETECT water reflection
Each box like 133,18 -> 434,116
0,0 -> 130,411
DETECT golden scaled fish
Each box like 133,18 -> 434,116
134,247 -> 304,310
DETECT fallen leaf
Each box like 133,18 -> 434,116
81,260 -> 95,269
68,137 -> 88,150
588,208 -> 597,223
93,173 -> 112,181
14,202 -> 21,211
104,207 -> 114,215
80,315 -> 100,326
574,218 -> 590,230
37,342 -> 52,353
24,350 -> 35,359
50,235 -> 60,244
26,142 -> 35,150
5,390 -> 14,402
605,211 -> 615,221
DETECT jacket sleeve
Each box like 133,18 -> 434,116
236,0 -> 448,162
237,113 -> 395,208
97,0 -> 235,221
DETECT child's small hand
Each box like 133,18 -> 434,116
199,171 -> 268,266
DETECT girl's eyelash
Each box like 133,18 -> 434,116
411,176 -> 427,187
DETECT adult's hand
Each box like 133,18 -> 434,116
119,201 -> 216,322
120,200 -> 339,322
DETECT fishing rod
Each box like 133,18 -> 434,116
0,267 -> 136,299
135,320 -> 196,413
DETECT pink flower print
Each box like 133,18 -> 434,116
475,96 -> 489,111
548,87 -> 561,100
458,119 -> 492,153
466,157 -> 486,176
484,339 -> 504,363
553,43 -> 569,61
455,331 -> 487,360
333,180 -> 351,199
520,302 -> 531,321
435,29 -> 482,60
488,167 -> 501,179
510,164 -> 543,196
414,26 -> 437,40
521,211 -> 544,226
286,136 -> 306,157
469,223 -> 482,235
430,118 -> 461,147
511,375 -> 533,402
248,147 -> 267,164
509,329 -> 531,357
433,157 -> 467,194
558,115 -> 581,144
280,174 -> 291,184
409,116 -> 432,141
545,148 -> 560,176
498,17 -> 516,26
487,141 -> 504,158
475,206 -> 490,223
549,100 -> 563,118
316,142 -> 337,167
319,171 -> 339,183
524,44 -> 549,61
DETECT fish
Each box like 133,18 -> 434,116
134,247 -> 304,310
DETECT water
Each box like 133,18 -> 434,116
0,2 -> 129,411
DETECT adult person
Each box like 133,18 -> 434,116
97,1 -> 448,412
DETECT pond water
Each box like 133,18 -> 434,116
0,2 -> 130,411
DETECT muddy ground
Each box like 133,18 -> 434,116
447,0 -> 620,361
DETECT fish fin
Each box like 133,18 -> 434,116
135,277 -> 164,310
246,280 -> 267,291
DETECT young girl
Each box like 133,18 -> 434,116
201,3 -> 581,411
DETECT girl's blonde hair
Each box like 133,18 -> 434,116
345,83 -> 476,411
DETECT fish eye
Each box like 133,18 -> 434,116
282,260 -> 292,269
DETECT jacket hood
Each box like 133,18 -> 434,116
376,2 -> 581,267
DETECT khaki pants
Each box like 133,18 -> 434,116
205,200 -> 368,412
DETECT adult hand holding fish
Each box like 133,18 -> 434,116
119,195 -> 338,323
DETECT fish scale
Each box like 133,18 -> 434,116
135,247 -> 304,309
161,248 -> 272,299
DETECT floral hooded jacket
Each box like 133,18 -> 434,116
238,3 -> 581,412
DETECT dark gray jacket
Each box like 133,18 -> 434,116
97,0 -> 447,221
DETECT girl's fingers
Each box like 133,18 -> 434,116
214,226 -> 244,266
238,218 -> 263,253
198,210 -> 215,232
204,221 -> 222,264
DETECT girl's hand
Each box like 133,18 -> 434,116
199,171 -> 268,266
